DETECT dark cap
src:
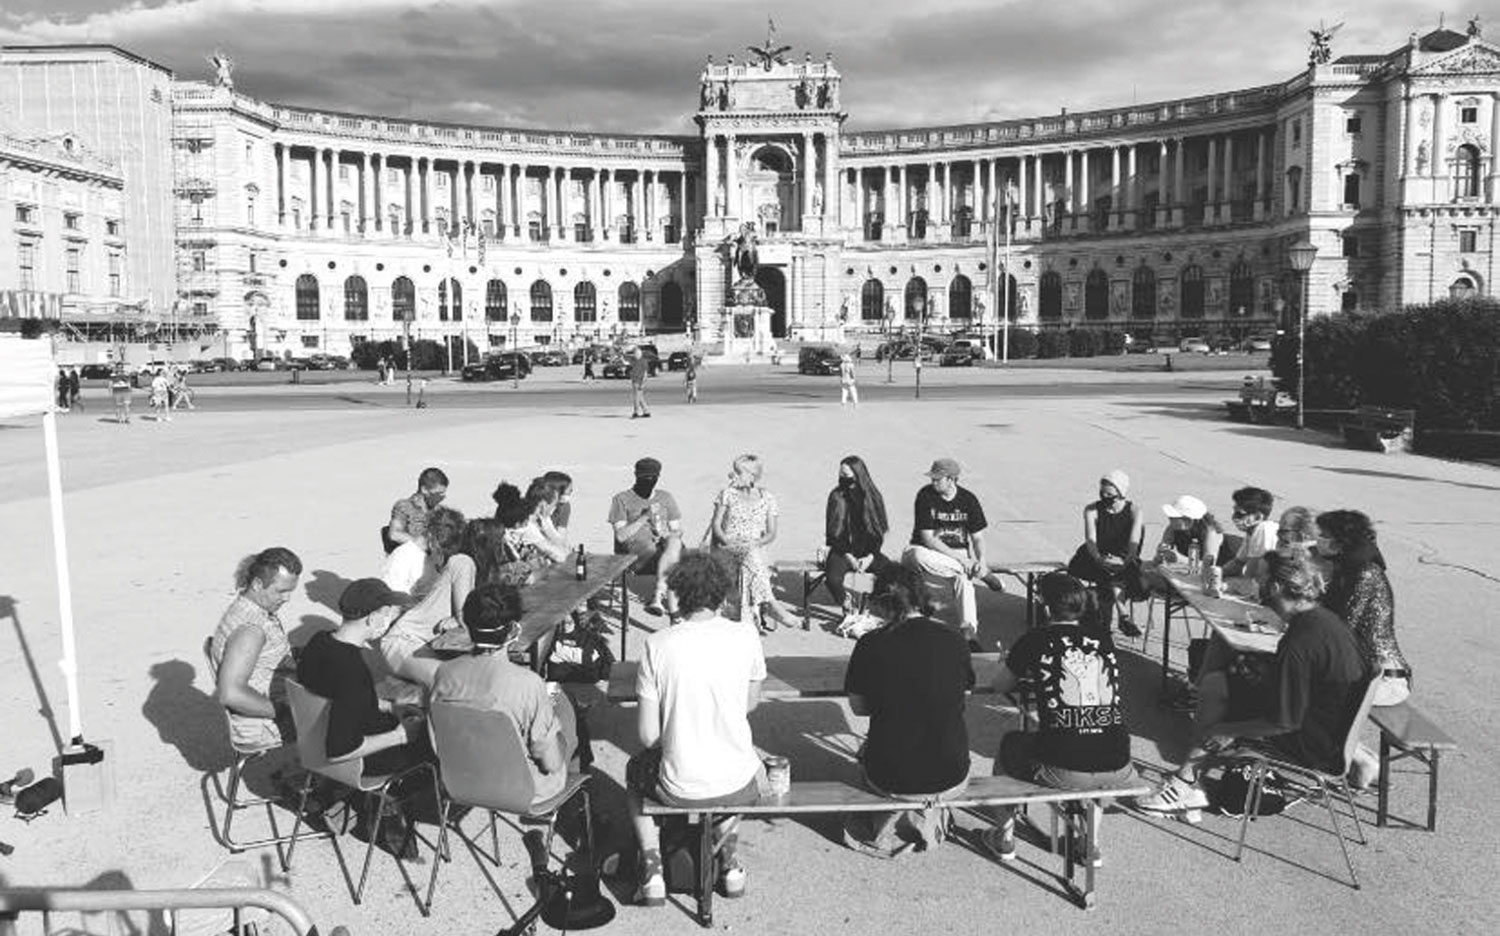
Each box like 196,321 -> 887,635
338,578 -> 399,620
634,457 -> 662,477
924,457 -> 962,480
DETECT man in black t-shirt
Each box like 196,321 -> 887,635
982,573 -> 1136,862
1137,550 -> 1370,817
900,458 -> 1006,646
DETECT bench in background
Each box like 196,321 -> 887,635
1370,702 -> 1456,831
1341,405 -> 1415,453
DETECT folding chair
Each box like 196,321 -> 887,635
283,679 -> 441,912
423,701 -> 593,914
202,638 -> 323,868
1230,675 -> 1382,889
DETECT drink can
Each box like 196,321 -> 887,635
763,755 -> 791,797
815,545 -> 829,568
1205,565 -> 1223,597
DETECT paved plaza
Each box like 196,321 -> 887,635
1,365 -> 1496,935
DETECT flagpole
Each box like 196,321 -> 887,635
988,199 -> 1000,361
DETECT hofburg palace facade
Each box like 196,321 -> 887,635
4,24 -> 1500,359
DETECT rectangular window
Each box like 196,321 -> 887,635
338,164 -> 349,181
66,246 -> 82,293
342,210 -> 351,233
64,212 -> 81,230
1343,174 -> 1361,207
301,335 -> 320,349
106,219 -> 121,236
247,196 -> 256,227
248,251 -> 258,273
191,250 -> 206,272
1292,119 -> 1302,148
1459,229 -> 1478,253
18,241 -> 36,290
389,168 -> 400,186
1345,114 -> 1362,134
191,198 -> 204,223
1461,106 -> 1479,124
292,208 -> 302,229
482,175 -> 495,192
15,204 -> 36,224
1342,233 -> 1360,258
192,301 -> 208,317
108,252 -> 122,297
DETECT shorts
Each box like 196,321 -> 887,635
626,746 -> 761,809
617,536 -> 671,576
996,731 -> 1137,791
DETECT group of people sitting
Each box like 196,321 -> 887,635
207,454 -> 1413,901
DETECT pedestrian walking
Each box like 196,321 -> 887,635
67,367 -> 82,412
149,369 -> 172,422
840,352 -> 858,408
109,366 -> 132,424
172,367 -> 196,410
583,349 -> 596,382
684,355 -> 699,403
628,346 -> 651,418
55,368 -> 71,413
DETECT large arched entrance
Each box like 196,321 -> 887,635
755,266 -> 787,338
747,145 -> 795,234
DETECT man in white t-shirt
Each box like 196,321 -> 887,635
626,553 -> 766,906
1223,486 -> 1279,581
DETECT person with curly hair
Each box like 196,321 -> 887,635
711,454 -> 798,633
1317,510 -> 1411,707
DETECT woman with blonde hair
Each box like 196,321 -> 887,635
711,454 -> 798,633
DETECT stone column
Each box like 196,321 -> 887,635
632,169 -> 643,242
1404,96 -> 1422,177
1490,95 -> 1500,201
1017,154 -> 1029,229
678,169 -> 689,240
493,162 -> 504,237
803,133 -> 816,222
725,135 -> 738,219
509,164 -> 522,239
403,157 -> 414,236
1254,131 -> 1267,219
277,144 -> 288,228
823,134 -> 837,224
358,153 -> 370,234
456,162 -> 469,236
1126,144 -> 1139,230
986,158 -> 997,226
1206,137 -> 1218,221
601,168 -> 613,239
1222,135 -> 1234,221
307,148 -> 319,231
1157,140 -> 1169,227
1173,138 -> 1186,227
419,157 -> 431,234
1431,94 -> 1445,179
704,136 -> 718,218
1108,147 -> 1120,229
1063,151 -> 1074,230
1078,149 -> 1090,232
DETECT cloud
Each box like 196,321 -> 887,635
0,0 -> 1469,134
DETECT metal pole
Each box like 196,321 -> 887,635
915,308 -> 924,399
1001,205 -> 1012,363
1297,268 -> 1308,430
885,313 -> 895,383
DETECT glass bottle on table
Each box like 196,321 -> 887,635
1187,538 -> 1202,574
575,543 -> 587,581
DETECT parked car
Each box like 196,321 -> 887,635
254,357 -> 281,371
78,363 -> 114,380
939,339 -> 982,367
797,344 -> 842,375
462,351 -> 531,382
1124,334 -> 1155,354
1242,335 -> 1274,353
536,349 -> 569,367
875,336 -> 945,362
600,353 -> 631,379
1178,337 -> 1211,354
666,350 -> 693,371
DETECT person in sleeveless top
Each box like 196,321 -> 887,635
1067,470 -> 1146,637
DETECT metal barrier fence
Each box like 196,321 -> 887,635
0,887 -> 344,936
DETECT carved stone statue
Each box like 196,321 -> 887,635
839,293 -> 852,322
817,78 -> 832,109
812,181 -> 824,214
729,222 -> 760,281
208,50 -> 235,89
700,73 -> 713,109
748,18 -> 792,71
1469,14 -> 1484,39
1416,140 -> 1431,175
1308,21 -> 1342,67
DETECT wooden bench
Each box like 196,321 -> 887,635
1340,405 -> 1415,453
642,775 -> 1150,925
1370,702 -> 1457,831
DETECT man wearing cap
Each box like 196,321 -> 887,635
1066,470 -> 1146,637
901,458 -> 1005,647
429,583 -> 580,809
295,578 -> 429,776
609,457 -> 684,616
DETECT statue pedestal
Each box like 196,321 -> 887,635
720,304 -> 774,363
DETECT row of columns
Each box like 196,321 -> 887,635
274,144 -> 692,243
1404,92 -> 1500,196
702,131 -> 837,227
846,129 -> 1277,239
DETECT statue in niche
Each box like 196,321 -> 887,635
1308,21 -> 1342,67
817,78 -> 832,109
839,293 -> 852,322
812,181 -> 824,214
795,77 -> 812,109
208,50 -> 235,89
1416,140 -> 1430,174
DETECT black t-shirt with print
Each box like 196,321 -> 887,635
910,485 -> 987,550
1005,624 -> 1131,773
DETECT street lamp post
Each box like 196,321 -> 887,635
1287,238 -> 1319,430
883,309 -> 895,384
914,294 -> 928,400
509,311 -> 521,389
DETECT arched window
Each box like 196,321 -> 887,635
905,276 -> 928,320
529,280 -> 553,322
1456,144 -> 1482,198
861,279 -> 885,321
948,275 -> 973,320
295,274 -> 319,320
574,281 -> 598,323
1229,260 -> 1255,318
343,275 -> 367,321
1132,266 -> 1157,318
1084,268 -> 1108,320
485,279 -> 507,321
1039,270 -> 1063,320
1450,275 -> 1478,299
438,277 -> 462,321
1180,264 -> 1204,319
618,282 -> 641,322
391,276 -> 415,321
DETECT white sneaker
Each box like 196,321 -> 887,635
1135,774 -> 1209,813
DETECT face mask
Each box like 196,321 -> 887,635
633,476 -> 658,498
839,476 -> 857,489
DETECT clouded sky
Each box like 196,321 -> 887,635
0,1 -> 1479,134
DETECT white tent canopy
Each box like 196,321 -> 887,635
0,336 -> 85,745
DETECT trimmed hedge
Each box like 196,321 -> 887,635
1005,329 -> 1038,359
1036,331 -> 1070,359
352,337 -> 481,372
1270,299 -> 1500,431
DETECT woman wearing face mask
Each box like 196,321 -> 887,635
711,454 -> 798,633
825,456 -> 890,622
1316,510 -> 1411,706
1067,470 -> 1146,637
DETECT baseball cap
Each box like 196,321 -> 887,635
1162,494 -> 1209,521
634,457 -> 662,477
925,458 -> 962,480
1101,469 -> 1131,497
338,578 -> 399,620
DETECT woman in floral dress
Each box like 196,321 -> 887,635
711,454 -> 798,632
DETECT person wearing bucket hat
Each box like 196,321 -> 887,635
1066,470 -> 1147,637
900,458 -> 1006,648
1156,494 -> 1224,567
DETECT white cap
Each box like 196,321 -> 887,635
1162,494 -> 1208,521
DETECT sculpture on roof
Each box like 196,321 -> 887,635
748,17 -> 792,71
1469,14 -> 1484,39
1308,21 -> 1343,67
208,50 -> 235,89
